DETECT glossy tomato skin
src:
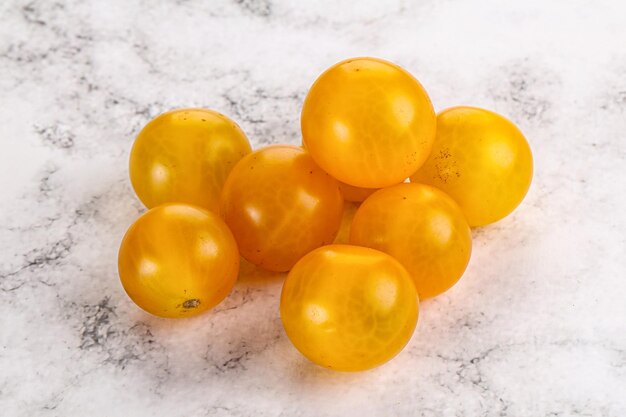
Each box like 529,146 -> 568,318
301,57 -> 436,188
280,245 -> 418,371
410,106 -> 533,227
130,108 -> 251,212
350,183 -> 472,300
118,203 -> 239,318
220,145 -> 343,272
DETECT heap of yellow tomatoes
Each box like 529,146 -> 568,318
118,57 -> 533,372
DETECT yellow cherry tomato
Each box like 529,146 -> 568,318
410,106 -> 533,227
301,57 -> 436,188
220,145 -> 343,272
350,183 -> 472,300
130,108 -> 251,212
338,181 -> 379,203
280,244 -> 418,371
118,203 -> 239,318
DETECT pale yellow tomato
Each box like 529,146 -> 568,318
220,145 -> 343,272
410,106 -> 533,227
301,57 -> 436,188
118,204 -> 239,318
281,245 -> 418,371
130,108 -> 251,211
350,183 -> 472,299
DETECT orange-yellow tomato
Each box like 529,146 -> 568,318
280,245 -> 418,371
410,106 -> 533,227
338,181 -> 379,203
118,204 -> 239,318
220,145 -> 343,272
130,108 -> 251,211
301,57 -> 436,188
350,183 -> 472,299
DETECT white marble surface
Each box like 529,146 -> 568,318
1,0 -> 625,416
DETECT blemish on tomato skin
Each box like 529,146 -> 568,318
182,299 -> 201,309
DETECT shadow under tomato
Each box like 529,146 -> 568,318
237,257 -> 286,284
281,345 -> 393,391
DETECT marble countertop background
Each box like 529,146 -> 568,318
1,0 -> 625,416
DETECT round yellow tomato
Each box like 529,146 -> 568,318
410,106 -> 533,227
220,145 -> 343,272
118,203 -> 239,318
130,108 -> 251,212
280,244 -> 418,371
338,181 -> 379,203
350,183 -> 472,300
301,57 -> 436,188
